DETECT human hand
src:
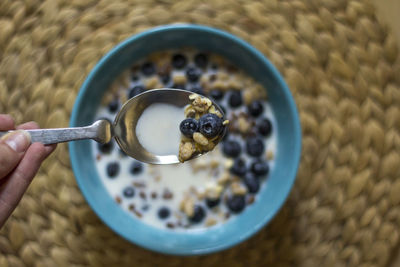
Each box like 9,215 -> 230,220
0,114 -> 56,228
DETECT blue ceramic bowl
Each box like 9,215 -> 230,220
69,24 -> 301,255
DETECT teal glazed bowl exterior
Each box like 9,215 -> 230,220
69,24 -> 302,255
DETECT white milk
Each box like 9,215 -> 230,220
136,103 -> 185,156
92,51 -> 277,231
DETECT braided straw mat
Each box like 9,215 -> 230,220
1,0 -> 400,266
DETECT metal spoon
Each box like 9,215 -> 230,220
0,89 -> 226,164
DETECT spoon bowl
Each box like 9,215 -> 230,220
114,88 -> 226,164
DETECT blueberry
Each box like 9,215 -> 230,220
128,85 -> 145,98
228,91 -> 242,108
108,99 -> 119,113
158,207 -> 170,219
123,187 -> 135,198
258,118 -> 272,136
186,67 -> 201,82
130,161 -> 143,175
106,162 -> 120,178
222,140 -> 241,158
209,89 -> 224,101
206,198 -> 220,208
222,128 -> 229,141
160,74 -> 170,84
180,118 -> 199,137
246,137 -> 265,157
131,75 -> 139,82
250,159 -> 269,176
230,158 -> 247,177
247,100 -> 264,117
189,205 -> 205,223
172,83 -> 186,90
189,85 -> 204,95
227,195 -> 246,213
243,172 -> 260,193
194,53 -> 208,68
172,54 -> 187,69
199,113 -> 223,138
98,141 -> 113,154
141,204 -> 150,211
141,62 -> 156,76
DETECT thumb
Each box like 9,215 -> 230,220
0,130 -> 31,179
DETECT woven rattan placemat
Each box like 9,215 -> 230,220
1,0 -> 400,266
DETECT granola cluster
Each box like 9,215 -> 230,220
178,94 -> 229,162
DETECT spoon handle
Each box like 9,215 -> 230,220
0,120 -> 112,145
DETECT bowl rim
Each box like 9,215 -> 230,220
69,23 -> 302,255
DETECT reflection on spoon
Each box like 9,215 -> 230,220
0,89 -> 227,165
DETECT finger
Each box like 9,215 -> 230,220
16,121 -> 57,157
0,115 -> 15,130
0,131 -> 31,179
0,143 -> 47,227
43,144 -> 57,157
16,121 -> 39,130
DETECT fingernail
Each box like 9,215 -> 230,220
1,130 -> 31,153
